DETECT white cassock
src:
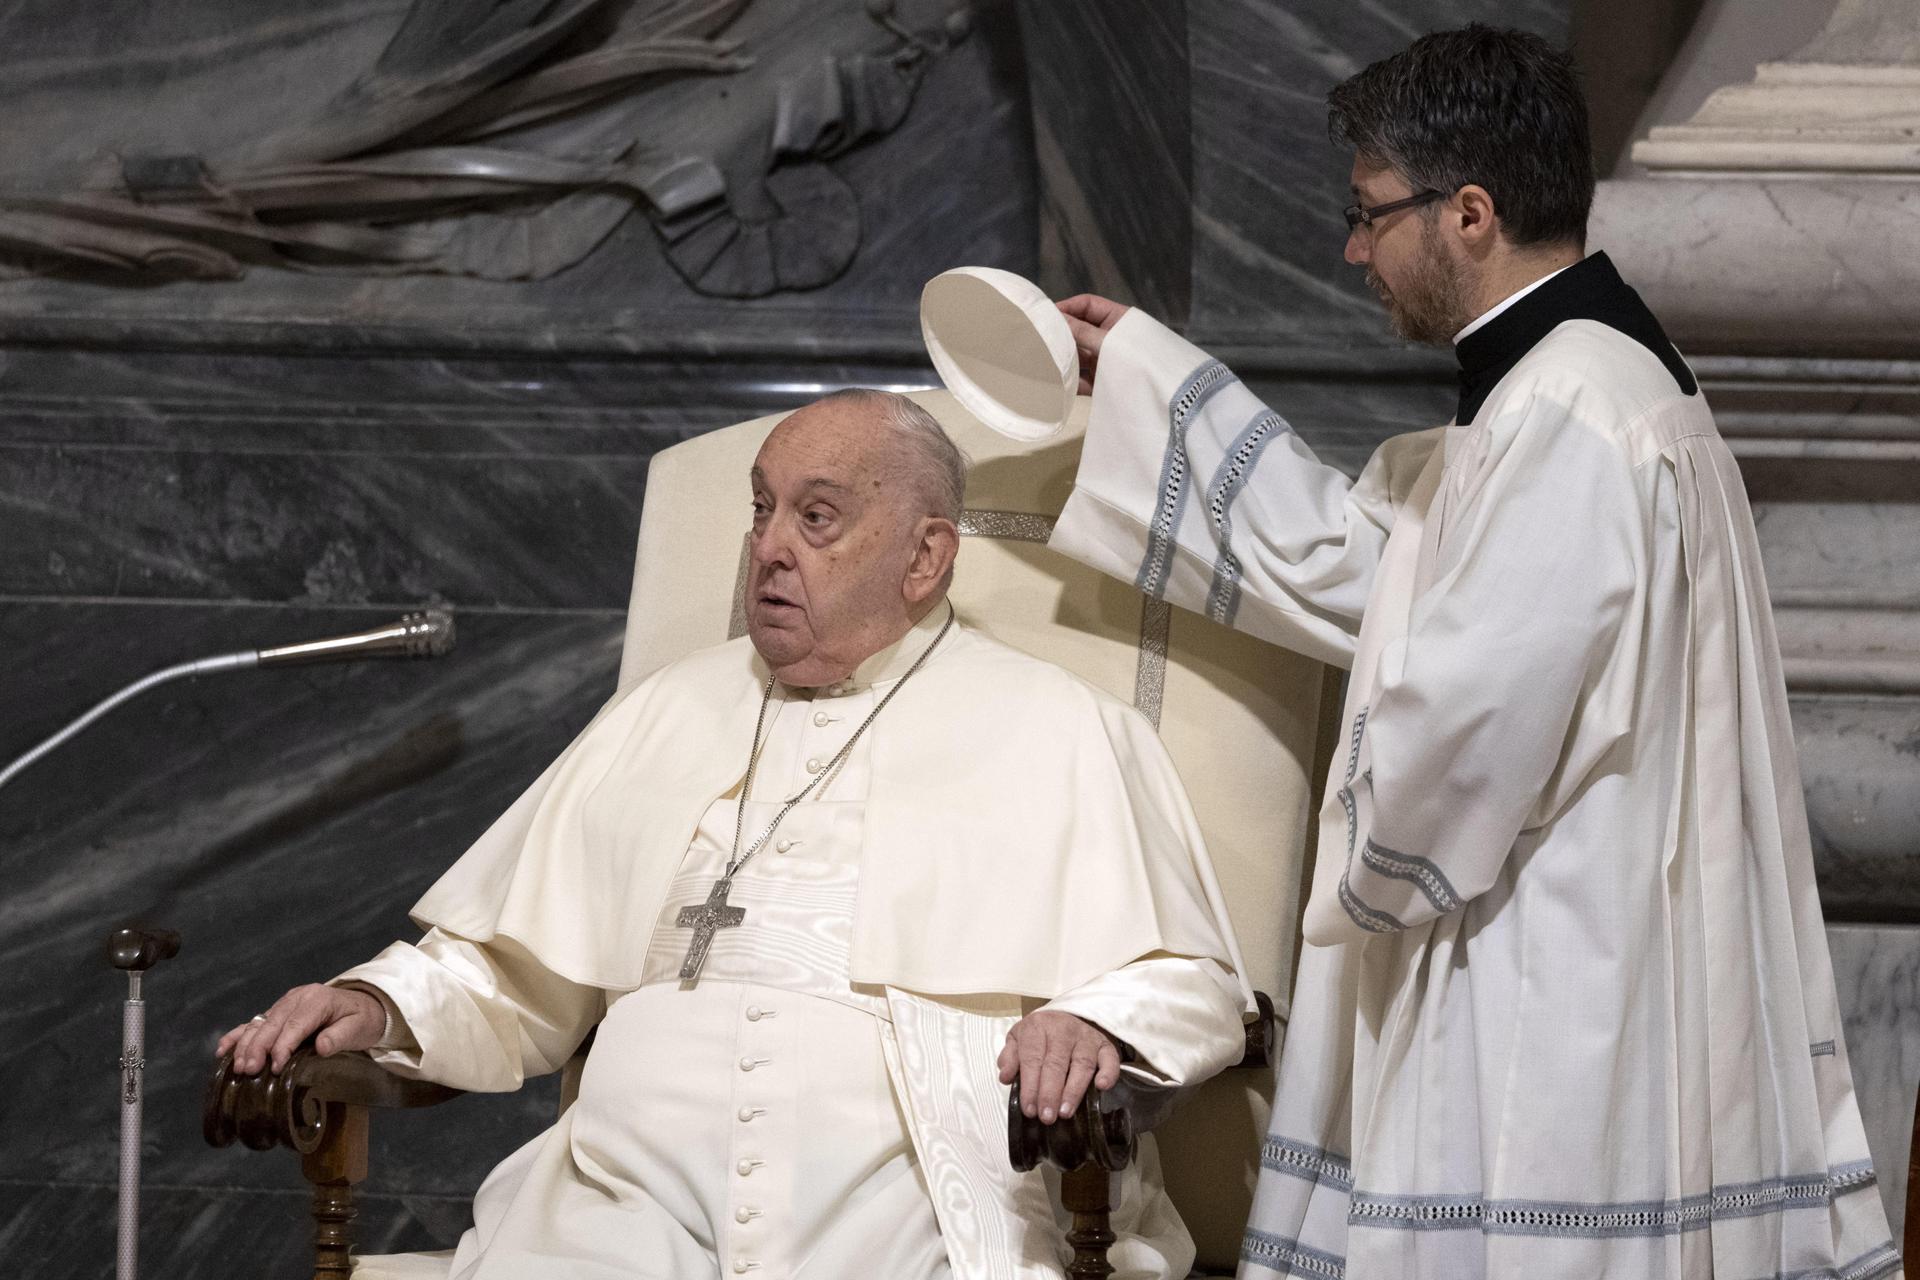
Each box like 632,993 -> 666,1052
1047,253 -> 1901,1280
333,607 -> 1254,1280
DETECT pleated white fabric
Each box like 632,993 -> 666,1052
1049,308 -> 1901,1280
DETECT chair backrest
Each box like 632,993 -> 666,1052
619,390 -> 1333,1271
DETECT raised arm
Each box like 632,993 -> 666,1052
1049,302 -> 1433,668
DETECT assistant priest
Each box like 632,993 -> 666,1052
1051,26 -> 1899,1280
219,388 -> 1254,1280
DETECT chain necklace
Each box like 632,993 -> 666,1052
676,604 -> 955,980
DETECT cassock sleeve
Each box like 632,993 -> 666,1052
1049,308 -> 1428,669
1037,953 -> 1248,1086
330,926 -> 607,1092
1305,392 -> 1645,946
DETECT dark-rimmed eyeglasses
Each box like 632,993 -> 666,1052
1343,190 -> 1444,232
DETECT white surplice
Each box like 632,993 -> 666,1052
334,607 -> 1253,1280
1047,299 -> 1901,1279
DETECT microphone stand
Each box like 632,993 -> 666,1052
0,609 -> 454,792
1,608 -> 454,1278
107,928 -> 180,1280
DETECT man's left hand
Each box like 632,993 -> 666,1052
997,1011 -> 1123,1124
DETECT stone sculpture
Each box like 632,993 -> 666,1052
0,0 -> 974,296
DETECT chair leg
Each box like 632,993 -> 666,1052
299,1102 -> 369,1280
1061,1163 -> 1115,1280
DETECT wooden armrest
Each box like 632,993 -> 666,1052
1242,990 -> 1278,1068
204,1042 -> 461,1155
1006,989 -> 1278,1176
1005,989 -> 1277,1280
204,1043 -> 463,1280
1008,1076 -> 1144,1175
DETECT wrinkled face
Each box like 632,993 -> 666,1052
1343,157 -> 1470,345
745,404 -> 928,687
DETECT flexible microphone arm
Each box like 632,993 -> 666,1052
0,609 -> 455,793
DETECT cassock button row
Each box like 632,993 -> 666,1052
813,711 -> 832,727
773,840 -> 794,855
734,1207 -> 757,1224
736,1158 -> 762,1176
738,1106 -> 760,1122
740,1056 -> 769,1071
733,1259 -> 753,1273
805,757 -> 823,774
745,1005 -> 765,1020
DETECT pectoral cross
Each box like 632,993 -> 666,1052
677,877 -> 747,980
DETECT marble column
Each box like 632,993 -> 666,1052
1591,0 -> 1920,1235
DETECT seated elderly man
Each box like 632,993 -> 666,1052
218,389 -> 1252,1280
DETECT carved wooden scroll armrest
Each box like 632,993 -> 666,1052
1004,990 -> 1277,1280
204,1044 -> 462,1280
1005,990 -> 1277,1173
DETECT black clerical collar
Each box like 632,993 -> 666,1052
1452,251 -> 1696,426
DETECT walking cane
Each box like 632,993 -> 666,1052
107,927 -> 180,1280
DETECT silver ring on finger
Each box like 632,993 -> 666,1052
250,1015 -> 268,1024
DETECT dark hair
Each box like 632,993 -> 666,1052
1327,25 -> 1594,247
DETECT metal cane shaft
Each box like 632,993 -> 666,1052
118,982 -> 144,1280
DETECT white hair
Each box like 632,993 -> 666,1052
815,388 -> 969,523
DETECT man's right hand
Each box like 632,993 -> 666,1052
216,984 -> 387,1076
1056,294 -> 1133,394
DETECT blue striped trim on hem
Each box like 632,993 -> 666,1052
1241,1228 -> 1346,1278
1348,1161 -> 1880,1240
1136,360 -> 1234,599
1262,1136 -> 1355,1194
1763,1241 -> 1903,1280
1359,839 -> 1463,915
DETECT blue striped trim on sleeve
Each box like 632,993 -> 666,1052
1136,360 -> 1235,600
1201,409 -> 1292,625
1337,870 -> 1404,934
1360,839 -> 1463,916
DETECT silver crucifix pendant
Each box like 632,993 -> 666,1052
677,877 -> 747,980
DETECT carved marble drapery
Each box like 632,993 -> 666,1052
0,0 -> 976,297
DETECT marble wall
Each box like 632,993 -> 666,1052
4,0 -> 1916,1274
0,6 -> 1034,1273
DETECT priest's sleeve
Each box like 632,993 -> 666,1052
1049,308 -> 1433,668
1304,393 -> 1646,946
329,927 -> 606,1092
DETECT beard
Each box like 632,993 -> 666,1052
1366,220 -> 1471,345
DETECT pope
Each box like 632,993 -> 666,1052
218,387 -> 1254,1280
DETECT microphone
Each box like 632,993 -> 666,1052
255,609 -> 455,667
0,609 -> 456,792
